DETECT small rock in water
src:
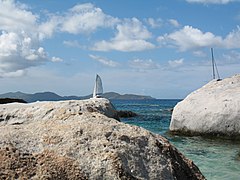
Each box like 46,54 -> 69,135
117,110 -> 138,118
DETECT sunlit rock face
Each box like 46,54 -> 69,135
170,74 -> 240,138
0,98 -> 204,179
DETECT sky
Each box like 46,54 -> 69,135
0,0 -> 240,99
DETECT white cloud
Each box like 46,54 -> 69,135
168,19 -> 180,27
115,18 -> 152,40
37,3 -> 119,37
129,59 -> 160,70
158,26 -> 222,51
60,3 -> 119,34
223,26 -> 240,49
0,0 -> 60,77
168,58 -> 184,68
89,54 -> 119,67
146,18 -> 163,28
0,0 -> 37,33
186,0 -> 240,4
93,18 -> 155,52
51,57 -> 63,62
0,31 -> 48,77
0,31 -> 47,62
158,26 -> 240,51
38,16 -> 60,40
93,40 -> 155,52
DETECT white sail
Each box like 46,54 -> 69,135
93,74 -> 103,98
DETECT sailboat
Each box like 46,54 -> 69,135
211,48 -> 221,80
93,74 -> 103,98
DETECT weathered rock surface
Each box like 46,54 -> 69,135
170,74 -> 240,138
0,98 -> 204,179
0,98 -> 119,125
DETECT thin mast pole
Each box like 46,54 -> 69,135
211,48 -> 215,79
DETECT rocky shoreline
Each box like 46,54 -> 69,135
0,98 -> 26,104
0,98 -> 205,179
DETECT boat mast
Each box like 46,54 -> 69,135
211,48 -> 220,80
211,48 -> 216,79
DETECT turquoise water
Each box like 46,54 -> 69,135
112,99 -> 240,180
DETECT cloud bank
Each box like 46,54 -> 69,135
0,0 -> 61,77
92,18 -> 155,52
60,3 -> 119,34
158,26 -> 240,51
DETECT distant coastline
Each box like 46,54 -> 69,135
0,91 -> 155,103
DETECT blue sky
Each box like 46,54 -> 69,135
0,0 -> 240,98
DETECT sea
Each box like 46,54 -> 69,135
111,99 -> 240,180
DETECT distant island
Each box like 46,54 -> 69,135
0,91 -> 155,103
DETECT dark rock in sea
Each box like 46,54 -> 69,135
0,98 -> 205,179
117,110 -> 138,118
0,98 -> 26,104
169,108 -> 174,112
236,151 -> 240,161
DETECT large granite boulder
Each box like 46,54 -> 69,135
170,74 -> 240,138
0,98 -> 204,179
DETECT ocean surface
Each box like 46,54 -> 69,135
111,99 -> 240,180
